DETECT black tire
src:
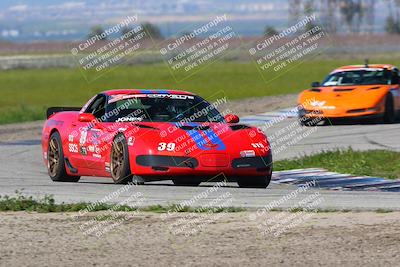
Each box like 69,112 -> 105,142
237,174 -> 271,189
47,131 -> 80,182
299,116 -> 323,127
383,93 -> 396,124
172,178 -> 201,187
110,134 -> 133,184
299,118 -> 310,126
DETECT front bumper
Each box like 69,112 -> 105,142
132,153 -> 273,178
299,107 -> 383,119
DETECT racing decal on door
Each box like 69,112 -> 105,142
67,131 -> 79,154
79,130 -> 87,144
69,143 -> 78,153
80,146 -> 87,155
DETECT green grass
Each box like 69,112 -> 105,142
0,193 -> 245,213
2,58 -> 400,124
274,149 -> 400,179
0,194 -> 136,213
284,207 -> 352,213
375,208 -> 394,213
2,194 -> 394,213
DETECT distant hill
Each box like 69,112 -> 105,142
0,0 -> 393,42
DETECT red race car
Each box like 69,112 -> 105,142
42,90 -> 272,188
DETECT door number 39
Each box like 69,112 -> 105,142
157,142 -> 175,151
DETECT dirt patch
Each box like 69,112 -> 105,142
0,211 -> 399,266
0,94 -> 297,142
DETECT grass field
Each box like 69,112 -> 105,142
275,149 -> 400,179
2,58 -> 400,124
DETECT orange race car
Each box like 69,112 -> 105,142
298,63 -> 400,125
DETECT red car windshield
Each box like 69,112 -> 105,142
106,94 -> 224,123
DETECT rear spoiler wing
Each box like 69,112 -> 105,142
47,107 -> 81,119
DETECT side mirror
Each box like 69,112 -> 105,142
78,113 -> 96,123
224,114 -> 240,123
311,81 -> 320,87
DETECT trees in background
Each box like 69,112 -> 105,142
121,26 -> 133,37
120,23 -> 163,39
88,25 -> 107,40
87,22 -> 163,41
385,0 -> 400,34
263,26 -> 278,36
288,0 -> 376,34
119,23 -> 163,40
385,16 -> 400,34
90,3 -> 400,38
287,0 -> 400,35
141,23 -> 163,39
338,0 -> 363,33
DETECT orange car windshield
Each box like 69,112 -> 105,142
322,70 -> 392,86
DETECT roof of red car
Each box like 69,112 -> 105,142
102,89 -> 194,96
332,64 -> 398,73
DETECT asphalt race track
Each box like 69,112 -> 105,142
1,114 -> 400,211
242,108 -> 400,160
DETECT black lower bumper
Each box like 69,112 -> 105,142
231,154 -> 272,169
136,154 -> 273,174
136,155 -> 199,168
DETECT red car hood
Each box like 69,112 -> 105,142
104,121 -> 268,156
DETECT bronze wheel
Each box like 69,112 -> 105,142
111,139 -> 125,178
110,134 -> 133,184
48,138 -> 60,177
47,131 -> 80,182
